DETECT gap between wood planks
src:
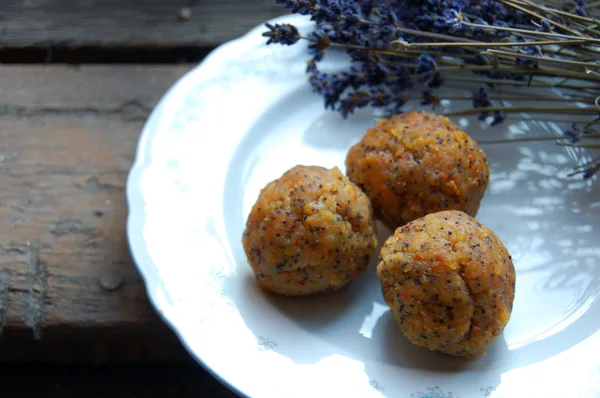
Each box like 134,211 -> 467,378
0,46 -> 214,64
0,0 -> 286,64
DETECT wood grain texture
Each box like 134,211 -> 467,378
0,65 -> 194,362
0,0 -> 286,47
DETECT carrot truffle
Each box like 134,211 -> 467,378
345,111 -> 489,230
243,165 -> 378,296
377,210 -> 515,358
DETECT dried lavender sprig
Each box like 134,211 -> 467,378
405,39 -> 593,47
479,133 -> 600,144
262,23 -> 301,45
499,0 -> 583,36
266,0 -> 600,126
444,106 -> 599,116
460,21 -> 588,39
442,96 -> 596,102
318,37 -> 600,81
559,142 -> 600,148
568,160 -> 600,179
446,75 -> 598,90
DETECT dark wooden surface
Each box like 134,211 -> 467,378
0,0 -> 283,47
0,0 -> 288,363
0,65 -> 196,362
0,0 -> 286,394
1,362 -> 238,397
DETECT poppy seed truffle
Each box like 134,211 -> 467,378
377,210 -> 516,358
243,165 -> 379,296
345,111 -> 489,230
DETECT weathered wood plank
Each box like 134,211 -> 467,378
0,65 -> 194,362
0,0 -> 286,48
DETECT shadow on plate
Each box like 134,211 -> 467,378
369,311 -> 511,371
301,109 -> 376,151
247,271 -> 371,330
233,267 -> 506,394
362,313 -> 506,395
233,256 -> 382,365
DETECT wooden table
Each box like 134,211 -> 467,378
0,1 -> 285,394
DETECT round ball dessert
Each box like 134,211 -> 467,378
243,165 -> 378,296
377,210 -> 515,358
345,111 -> 490,230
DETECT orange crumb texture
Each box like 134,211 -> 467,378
346,111 -> 490,230
243,165 -> 378,296
377,210 -> 515,358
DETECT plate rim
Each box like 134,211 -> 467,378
124,16 -> 301,398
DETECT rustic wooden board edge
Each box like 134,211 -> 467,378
0,65 -> 194,362
0,0 -> 287,49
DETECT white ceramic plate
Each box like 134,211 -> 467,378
126,15 -> 600,398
